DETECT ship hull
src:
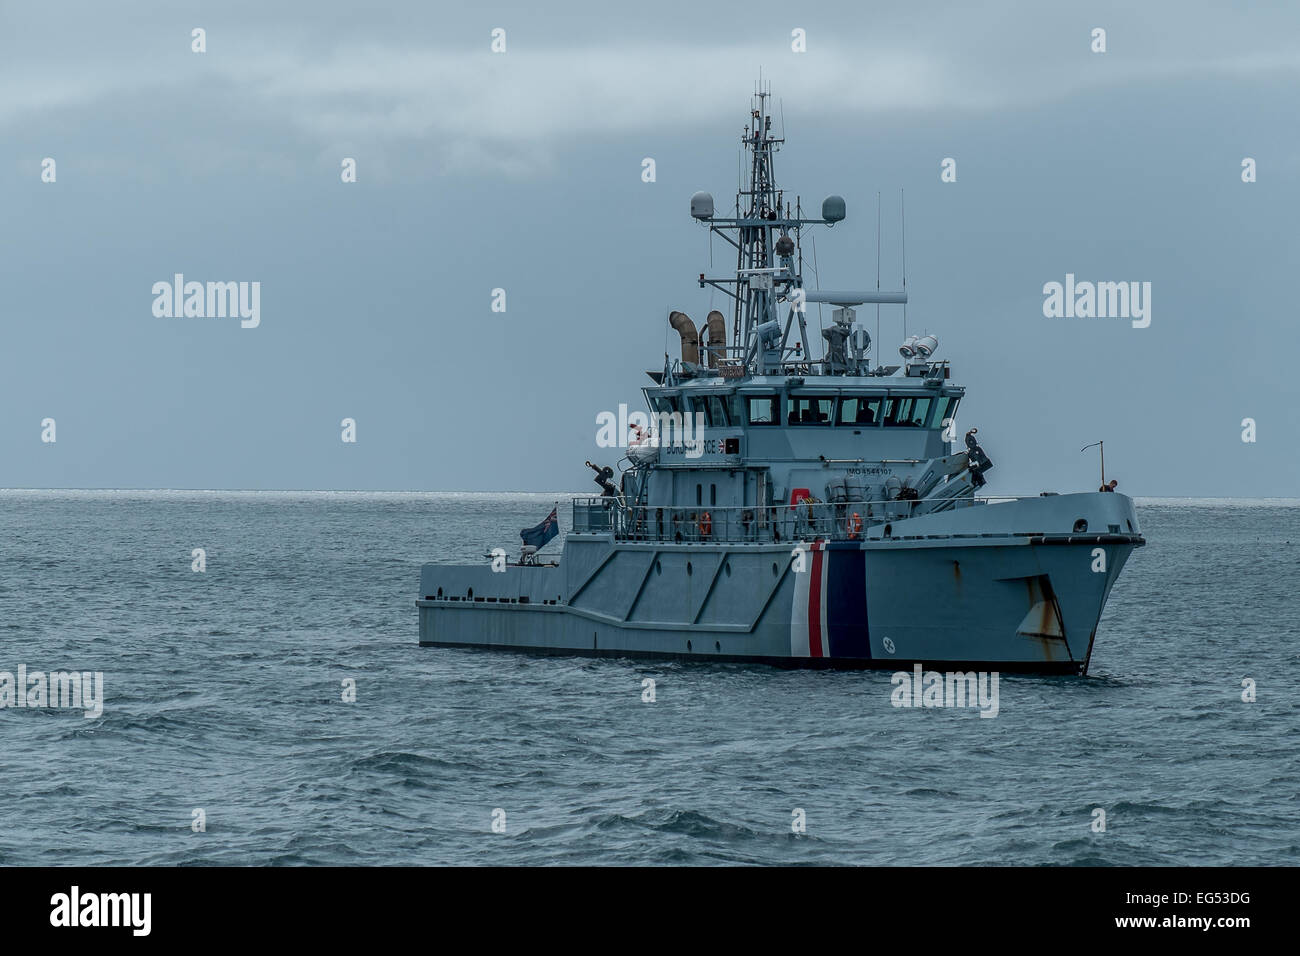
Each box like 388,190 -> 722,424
417,493 -> 1142,675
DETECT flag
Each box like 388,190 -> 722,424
521,507 -> 559,550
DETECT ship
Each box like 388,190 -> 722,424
417,88 -> 1144,674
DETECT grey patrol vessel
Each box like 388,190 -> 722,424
418,89 -> 1144,674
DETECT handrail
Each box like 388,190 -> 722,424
570,492 -> 1013,543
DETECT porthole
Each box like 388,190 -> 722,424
1073,519 -> 1088,533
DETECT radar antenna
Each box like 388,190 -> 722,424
689,86 -> 908,376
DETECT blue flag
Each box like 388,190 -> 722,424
521,507 -> 559,549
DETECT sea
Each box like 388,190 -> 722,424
0,491 -> 1295,865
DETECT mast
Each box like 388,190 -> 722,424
691,85 -> 905,376
734,87 -> 782,346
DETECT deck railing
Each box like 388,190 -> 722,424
571,493 -> 982,543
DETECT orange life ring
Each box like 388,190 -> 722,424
846,512 -> 862,539
698,511 -> 712,538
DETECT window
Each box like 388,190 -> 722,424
838,395 -> 884,426
882,395 -> 933,427
650,395 -> 680,415
746,394 -> 778,425
787,395 -> 837,425
685,394 -> 733,428
710,484 -> 717,506
931,395 -> 958,432
707,395 -> 731,428
906,397 -> 934,427
727,394 -> 744,425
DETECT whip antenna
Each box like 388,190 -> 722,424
900,188 -> 907,342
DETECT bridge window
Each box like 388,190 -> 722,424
686,394 -> 735,428
707,395 -> 732,428
788,395 -> 837,425
650,395 -> 681,415
746,394 -> 779,425
931,395 -> 959,431
838,396 -> 884,426
882,396 -> 932,427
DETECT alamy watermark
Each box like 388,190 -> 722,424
1042,274 -> 1150,328
152,274 -> 260,328
890,664 -> 999,718
596,403 -> 706,459
50,886 -> 150,936
0,666 -> 103,718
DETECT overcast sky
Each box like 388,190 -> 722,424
2,1 -> 1297,495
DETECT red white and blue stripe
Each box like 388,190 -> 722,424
789,542 -> 872,659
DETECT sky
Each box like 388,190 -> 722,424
1,0 -> 1297,495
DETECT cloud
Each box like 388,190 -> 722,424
5,2 -> 1300,176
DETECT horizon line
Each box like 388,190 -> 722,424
1,488 -> 1298,504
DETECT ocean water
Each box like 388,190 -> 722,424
0,490 -> 1295,866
